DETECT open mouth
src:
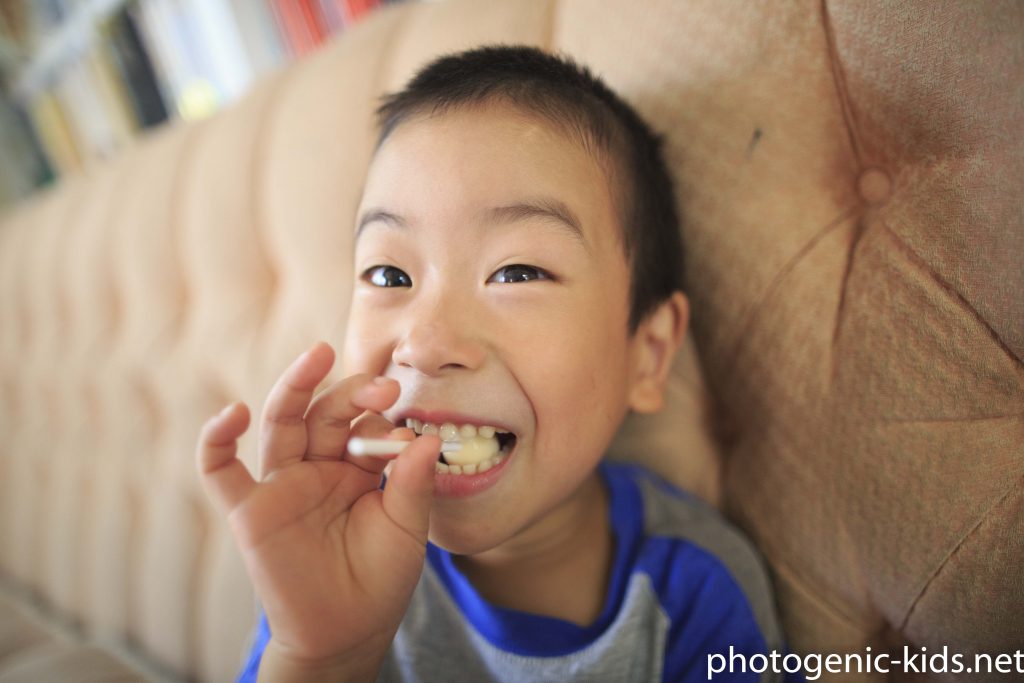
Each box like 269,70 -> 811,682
404,419 -> 517,475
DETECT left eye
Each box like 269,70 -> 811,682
487,264 -> 550,284
363,265 -> 412,287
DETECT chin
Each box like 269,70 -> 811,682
427,519 -> 509,557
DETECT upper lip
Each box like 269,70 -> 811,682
393,408 -> 517,435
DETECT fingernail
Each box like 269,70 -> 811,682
298,342 -> 326,363
354,377 -> 390,402
373,376 -> 393,387
218,403 -> 235,417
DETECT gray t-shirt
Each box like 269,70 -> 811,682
376,462 -> 786,682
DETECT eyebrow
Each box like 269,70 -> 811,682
356,208 -> 406,237
355,198 -> 585,243
483,199 -> 585,242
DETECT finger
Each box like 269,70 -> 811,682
259,341 -> 334,478
303,375 -> 401,464
334,416 -> 415,478
381,428 -> 414,480
388,427 -> 416,440
197,402 -> 256,513
381,434 -> 440,543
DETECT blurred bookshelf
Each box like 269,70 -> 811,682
0,0 -> 401,210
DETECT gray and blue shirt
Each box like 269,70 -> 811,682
239,462 -> 792,682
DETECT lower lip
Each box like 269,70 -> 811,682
432,445 -> 514,498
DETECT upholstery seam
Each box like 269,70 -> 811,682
762,544 -> 882,634
723,204 -> 859,383
876,219 -> 1024,370
830,211 -> 866,382
880,412 -> 1024,424
252,70 -> 294,331
899,474 -> 1024,631
167,121 -> 207,349
819,0 -> 863,167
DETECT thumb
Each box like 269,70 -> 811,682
381,434 -> 439,543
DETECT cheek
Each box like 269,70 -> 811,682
341,307 -> 394,376
513,301 -> 631,451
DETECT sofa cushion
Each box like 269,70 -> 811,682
0,2 -> 1019,682
0,642 -> 145,683
0,594 -> 52,662
0,590 -> 149,683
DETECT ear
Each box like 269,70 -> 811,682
627,291 -> 689,414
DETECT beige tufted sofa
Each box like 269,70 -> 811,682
1,1 -> 1021,681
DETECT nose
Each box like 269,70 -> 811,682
391,300 -> 486,376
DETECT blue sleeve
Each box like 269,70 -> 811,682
641,537 -> 808,682
236,611 -> 271,683
655,541 -> 765,681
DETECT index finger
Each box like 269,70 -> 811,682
303,377 -> 402,464
258,341 -> 335,477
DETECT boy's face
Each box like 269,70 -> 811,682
344,103 -> 648,554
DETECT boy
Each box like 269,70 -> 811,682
197,45 -> 789,682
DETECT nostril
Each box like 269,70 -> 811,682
392,328 -> 483,376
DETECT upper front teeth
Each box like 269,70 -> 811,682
405,419 -> 507,441
405,419 -> 512,469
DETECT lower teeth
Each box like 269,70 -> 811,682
435,453 -> 501,475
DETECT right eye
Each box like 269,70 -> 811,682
362,265 -> 412,288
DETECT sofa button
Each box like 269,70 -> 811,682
857,167 -> 892,206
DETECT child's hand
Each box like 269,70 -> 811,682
196,342 -> 439,681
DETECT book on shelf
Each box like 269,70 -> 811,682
268,0 -> 384,59
0,0 -> 400,198
0,93 -> 52,206
27,90 -> 82,175
316,0 -> 345,34
134,0 -> 254,120
340,0 -> 384,26
100,5 -> 168,128
227,0 -> 286,78
0,3 -> 28,49
270,0 -> 319,59
85,36 -> 139,139
52,56 -> 119,163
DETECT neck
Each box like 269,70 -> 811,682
452,471 -> 613,626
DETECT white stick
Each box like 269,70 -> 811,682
346,437 -> 462,457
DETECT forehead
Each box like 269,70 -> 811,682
358,103 -> 620,249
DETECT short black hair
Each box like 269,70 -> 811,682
373,44 -> 684,333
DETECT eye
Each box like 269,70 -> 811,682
363,265 -> 412,287
488,264 -> 551,284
